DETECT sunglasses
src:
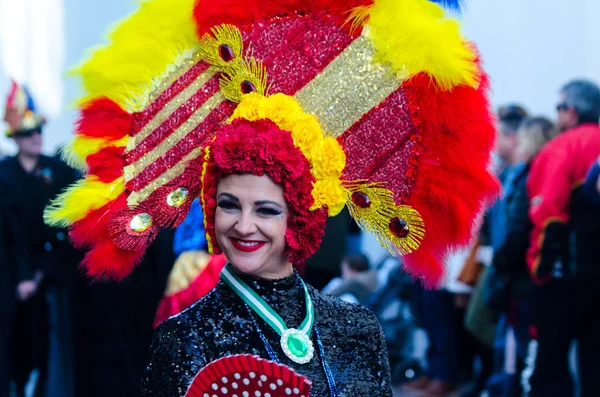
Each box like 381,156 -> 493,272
556,103 -> 571,112
11,128 -> 42,138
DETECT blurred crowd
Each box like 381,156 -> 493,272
1,77 -> 599,397
389,79 -> 600,397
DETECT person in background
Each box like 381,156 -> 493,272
488,117 -> 558,397
323,253 -> 378,305
463,104 -> 528,397
0,183 -> 32,397
1,80 -> 81,397
405,249 -> 475,397
494,105 -> 530,172
526,79 -> 600,397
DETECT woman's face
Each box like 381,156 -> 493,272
215,173 -> 291,279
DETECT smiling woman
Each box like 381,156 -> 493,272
215,174 -> 291,279
44,0 -> 499,394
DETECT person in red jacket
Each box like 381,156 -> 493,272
526,79 -> 600,397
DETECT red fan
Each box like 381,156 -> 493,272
186,355 -> 312,397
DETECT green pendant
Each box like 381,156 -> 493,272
288,333 -> 309,357
220,265 -> 315,364
281,328 -> 314,364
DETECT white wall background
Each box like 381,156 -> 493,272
1,0 -> 599,155
462,0 -> 600,118
0,0 -> 136,155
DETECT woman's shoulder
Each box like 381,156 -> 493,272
144,304 -> 214,396
143,285 -> 228,394
158,283 -> 226,331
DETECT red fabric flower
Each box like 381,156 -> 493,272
202,119 -> 326,263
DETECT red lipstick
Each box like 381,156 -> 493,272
230,238 -> 266,253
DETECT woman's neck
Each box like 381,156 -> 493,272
237,262 -> 294,281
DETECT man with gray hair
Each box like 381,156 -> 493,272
556,79 -> 600,131
526,79 -> 600,397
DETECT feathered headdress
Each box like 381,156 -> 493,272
3,80 -> 45,136
45,0 -> 498,286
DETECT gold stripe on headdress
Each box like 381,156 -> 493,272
294,33 -> 404,138
124,91 -> 224,184
126,145 -> 206,207
126,66 -> 219,152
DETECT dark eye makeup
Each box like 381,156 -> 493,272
217,200 -> 283,217
217,200 -> 239,210
257,207 -> 283,216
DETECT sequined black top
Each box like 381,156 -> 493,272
142,271 -> 392,396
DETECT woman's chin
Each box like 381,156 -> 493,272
228,255 -> 291,280
229,256 -> 263,276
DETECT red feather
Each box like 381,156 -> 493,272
70,193 -> 151,280
75,97 -> 132,140
69,193 -> 128,249
87,146 -> 126,183
192,0 -> 373,37
81,238 -> 144,280
402,59 -> 500,287
185,355 -> 312,397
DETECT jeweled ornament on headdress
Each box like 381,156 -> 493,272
45,0 -> 498,286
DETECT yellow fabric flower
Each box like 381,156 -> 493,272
291,114 -> 323,158
230,92 -> 266,121
260,93 -> 303,129
311,137 -> 346,179
311,178 -> 347,216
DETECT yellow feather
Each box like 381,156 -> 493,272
62,135 -> 129,172
72,0 -> 199,111
354,0 -> 479,90
44,176 -> 125,227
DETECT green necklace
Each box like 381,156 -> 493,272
220,264 -> 315,364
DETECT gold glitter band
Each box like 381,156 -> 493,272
127,66 -> 219,152
146,50 -> 203,107
294,35 -> 402,138
127,145 -> 205,207
124,91 -> 225,182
